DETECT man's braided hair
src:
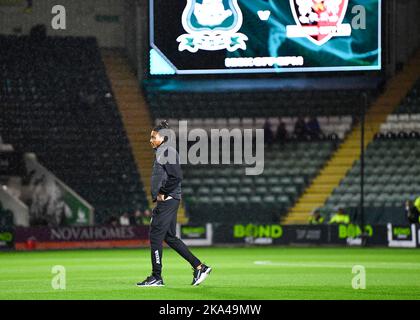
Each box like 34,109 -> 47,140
153,120 -> 170,132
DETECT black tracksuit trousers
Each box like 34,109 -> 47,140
150,198 -> 201,278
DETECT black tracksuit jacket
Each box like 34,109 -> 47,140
151,143 -> 182,202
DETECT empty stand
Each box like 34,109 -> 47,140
323,74 -> 420,225
143,76 -> 383,225
0,35 -> 148,223
183,141 -> 337,224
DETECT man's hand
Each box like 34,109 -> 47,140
157,193 -> 166,202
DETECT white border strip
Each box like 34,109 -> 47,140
149,0 -> 382,75
177,223 -> 213,246
387,223 -> 417,248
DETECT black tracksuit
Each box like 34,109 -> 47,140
150,143 -> 201,279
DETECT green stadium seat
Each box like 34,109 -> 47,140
224,196 -> 236,204
198,187 -> 211,195
263,195 -> 276,204
242,187 -> 253,195
271,186 -> 285,194
212,187 -> 225,196
277,195 -> 291,208
237,196 -> 249,204
256,186 -> 268,196
250,196 -> 262,204
225,187 -> 238,195
216,178 -> 229,186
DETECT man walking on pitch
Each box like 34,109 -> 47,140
137,120 -> 211,287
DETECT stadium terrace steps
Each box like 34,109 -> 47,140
102,50 -> 188,223
284,50 -> 420,225
102,51 -> 154,199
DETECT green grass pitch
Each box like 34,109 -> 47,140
1,247 -> 419,300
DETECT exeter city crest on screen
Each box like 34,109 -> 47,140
177,0 -> 248,53
287,0 -> 352,46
